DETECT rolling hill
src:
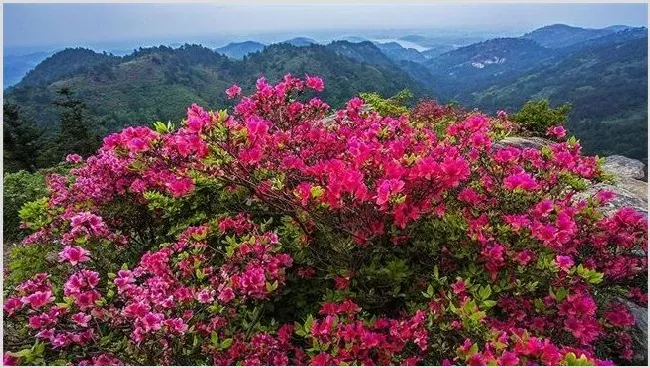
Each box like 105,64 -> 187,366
215,41 -> 266,59
424,38 -> 554,99
522,23 -> 622,48
374,42 -> 427,63
472,33 -> 648,162
400,25 -> 648,162
4,43 -> 427,139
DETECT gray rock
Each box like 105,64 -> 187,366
322,104 -> 374,125
602,155 -> 646,180
617,298 -> 648,365
575,182 -> 647,217
616,177 -> 649,203
493,136 -> 555,150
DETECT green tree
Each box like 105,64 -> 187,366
53,87 -> 100,160
512,99 -> 572,135
3,103 -> 44,172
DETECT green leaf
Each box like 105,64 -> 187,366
294,321 -> 306,337
481,300 -> 496,309
304,315 -> 314,332
555,287 -> 568,302
220,338 -> 233,349
478,285 -> 492,300
310,186 -> 324,198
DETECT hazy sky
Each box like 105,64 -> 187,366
4,3 -> 648,49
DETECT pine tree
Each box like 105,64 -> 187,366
3,103 -> 44,172
53,88 -> 100,161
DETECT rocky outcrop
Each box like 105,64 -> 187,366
581,156 -> 648,216
493,136 -> 555,150
601,155 -> 646,180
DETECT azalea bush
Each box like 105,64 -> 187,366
3,74 -> 647,366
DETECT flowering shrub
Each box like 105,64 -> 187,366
3,74 -> 647,366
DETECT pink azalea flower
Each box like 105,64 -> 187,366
546,125 -> 567,139
21,291 -> 54,309
305,75 -> 325,92
3,353 -> 20,366
71,312 -> 92,327
218,287 -> 236,303
166,177 -> 195,197
58,246 -> 91,265
141,312 -> 164,332
126,137 -> 148,153
3,297 -> 23,316
451,279 -> 466,295
555,255 -> 574,271
196,289 -> 214,304
504,172 -> 538,192
226,84 -> 242,98
604,305 -> 635,327
65,154 -> 83,164
165,318 -> 188,335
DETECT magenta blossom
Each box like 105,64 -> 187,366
21,290 -> 54,309
305,74 -> 325,92
555,255 -> 574,271
59,246 -> 91,265
226,84 -> 242,98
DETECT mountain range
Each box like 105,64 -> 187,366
4,24 -> 648,163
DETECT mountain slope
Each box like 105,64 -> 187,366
425,38 -> 553,99
374,42 -> 427,63
17,48 -> 120,88
472,35 -> 648,162
5,43 -> 428,137
522,24 -> 617,48
325,41 -> 397,69
215,41 -> 266,59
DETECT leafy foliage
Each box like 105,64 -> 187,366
2,170 -> 48,242
512,99 -> 572,135
3,76 -> 646,366
358,89 -> 412,117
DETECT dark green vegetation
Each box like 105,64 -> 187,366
3,24 -> 648,171
512,100 -> 572,135
418,27 -> 648,163
467,29 -> 648,163
522,24 -> 630,48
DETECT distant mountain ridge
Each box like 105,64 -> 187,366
5,42 -> 426,137
522,24 -> 618,48
215,41 -> 266,59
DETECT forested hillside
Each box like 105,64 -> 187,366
4,42 -> 426,170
